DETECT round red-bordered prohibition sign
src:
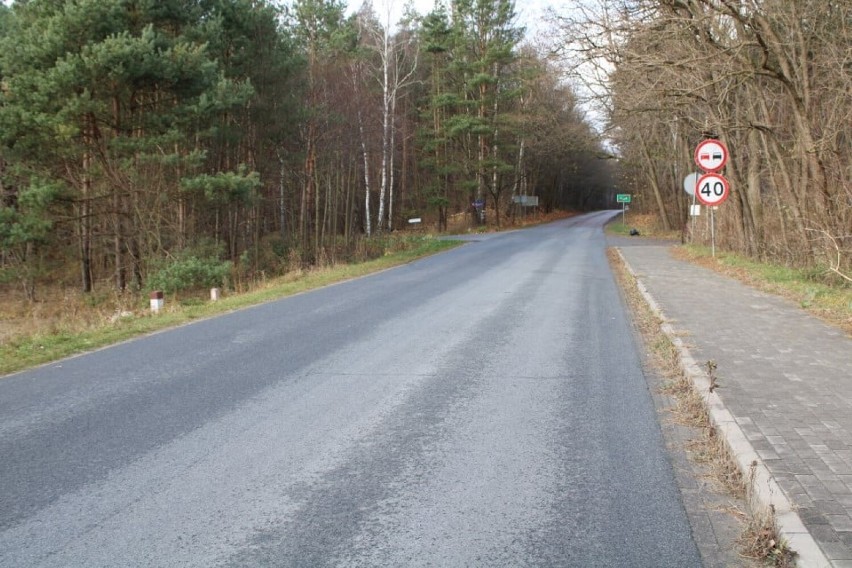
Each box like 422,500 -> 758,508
694,139 -> 729,172
695,172 -> 730,206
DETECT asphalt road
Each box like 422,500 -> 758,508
0,211 -> 701,567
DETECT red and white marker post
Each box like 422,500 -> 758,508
150,290 -> 164,313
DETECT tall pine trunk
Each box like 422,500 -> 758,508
79,116 -> 94,293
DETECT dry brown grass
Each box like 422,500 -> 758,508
684,427 -> 746,498
738,462 -> 797,567
0,284 -> 140,346
739,504 -> 797,568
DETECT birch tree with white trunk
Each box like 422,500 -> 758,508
356,0 -> 418,233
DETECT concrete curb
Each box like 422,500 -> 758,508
616,248 -> 832,568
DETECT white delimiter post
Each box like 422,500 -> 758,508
150,290 -> 164,313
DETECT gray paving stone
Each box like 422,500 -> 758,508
827,515 -> 852,532
799,507 -> 830,525
826,481 -> 852,495
822,541 -> 852,561
817,501 -> 852,516
811,524 -> 846,542
617,241 -> 852,567
758,449 -> 781,461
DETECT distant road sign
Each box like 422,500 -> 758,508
695,172 -> 730,206
616,194 -> 631,203
694,139 -> 728,172
683,173 -> 700,196
512,195 -> 539,206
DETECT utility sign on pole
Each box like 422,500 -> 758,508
616,194 -> 631,225
693,139 -> 731,258
694,139 -> 728,172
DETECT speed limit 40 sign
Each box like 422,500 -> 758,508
695,172 -> 730,206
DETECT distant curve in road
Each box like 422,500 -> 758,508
0,211 -> 701,567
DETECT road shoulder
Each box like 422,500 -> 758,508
610,246 -> 761,567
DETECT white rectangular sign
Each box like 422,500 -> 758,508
512,195 -> 539,206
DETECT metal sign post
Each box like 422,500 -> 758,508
710,207 -> 716,257
616,194 -> 631,225
694,172 -> 729,257
683,173 -> 700,241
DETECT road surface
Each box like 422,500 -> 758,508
0,211 -> 701,566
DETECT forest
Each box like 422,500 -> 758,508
557,0 -> 850,282
0,0 -> 612,300
1,0 -> 848,303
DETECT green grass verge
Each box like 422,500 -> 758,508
605,212 -> 681,240
0,237 -> 461,377
606,222 -> 633,236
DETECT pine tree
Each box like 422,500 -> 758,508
0,0 -> 253,292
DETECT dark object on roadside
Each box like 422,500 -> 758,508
629,228 -> 640,236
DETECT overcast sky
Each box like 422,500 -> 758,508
349,0 -> 553,37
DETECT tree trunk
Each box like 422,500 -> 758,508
388,90 -> 397,232
301,121 -> 316,256
113,187 -> 126,291
358,106 -> 372,237
476,81 -> 487,225
639,135 -> 671,231
79,118 -> 94,293
278,151 -> 287,242
745,127 -> 763,255
377,36 -> 391,233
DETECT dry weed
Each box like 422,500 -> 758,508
739,503 -> 797,567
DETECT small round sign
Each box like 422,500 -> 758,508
694,139 -> 728,172
695,172 -> 730,206
683,172 -> 699,196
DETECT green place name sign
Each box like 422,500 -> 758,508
616,194 -> 632,203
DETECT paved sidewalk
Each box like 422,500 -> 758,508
615,239 -> 852,568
